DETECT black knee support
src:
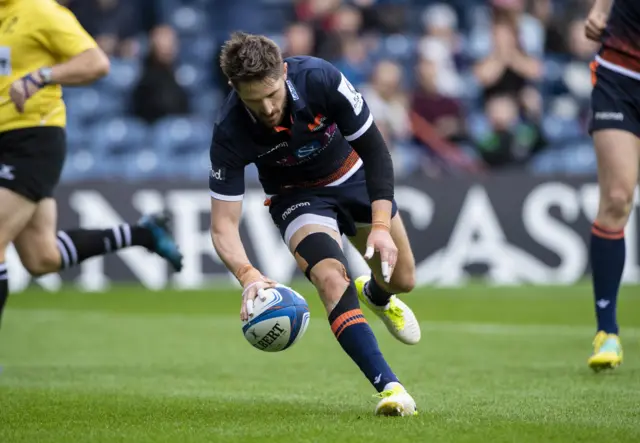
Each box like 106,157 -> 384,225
294,232 -> 350,281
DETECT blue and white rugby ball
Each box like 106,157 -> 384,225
242,285 -> 310,352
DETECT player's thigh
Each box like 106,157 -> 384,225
348,211 -> 416,293
593,129 -> 640,205
589,65 -> 640,227
13,198 -> 61,275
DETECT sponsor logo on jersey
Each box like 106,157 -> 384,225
308,114 -> 327,132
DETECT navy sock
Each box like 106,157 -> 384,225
364,275 -> 394,306
590,223 -> 625,334
329,282 -> 399,392
0,262 -> 8,327
56,225 -> 154,270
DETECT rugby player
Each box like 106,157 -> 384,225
585,0 -> 639,371
209,32 -> 421,416
0,0 -> 183,326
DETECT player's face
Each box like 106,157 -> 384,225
236,72 -> 288,127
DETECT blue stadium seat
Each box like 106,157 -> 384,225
191,89 -> 223,121
179,36 -> 216,66
171,5 -> 209,36
64,87 -> 125,124
542,115 -> 582,143
175,63 -> 211,94
120,150 -> 166,180
90,117 -> 150,157
150,116 -> 212,156
95,58 -> 141,95
528,149 -> 562,175
560,142 -> 597,174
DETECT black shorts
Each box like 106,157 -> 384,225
0,126 -> 66,202
589,62 -> 640,137
268,167 -> 399,246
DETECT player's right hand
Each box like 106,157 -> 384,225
240,276 -> 277,322
585,8 -> 608,42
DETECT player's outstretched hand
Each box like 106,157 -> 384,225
364,228 -> 397,284
585,8 -> 608,42
9,71 -> 44,113
240,276 -> 278,322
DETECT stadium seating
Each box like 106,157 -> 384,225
59,0 -> 598,182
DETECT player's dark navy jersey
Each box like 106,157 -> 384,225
209,56 -> 373,201
598,0 -> 640,75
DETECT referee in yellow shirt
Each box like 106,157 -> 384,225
0,0 -> 183,327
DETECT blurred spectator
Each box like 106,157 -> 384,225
354,0 -> 408,34
67,0 -> 172,59
333,36 -> 372,87
470,0 -> 544,114
316,4 -> 364,61
130,27 -> 190,124
283,23 -> 316,57
475,93 -> 545,169
419,3 -> 464,65
361,60 -> 411,148
411,58 -> 466,143
418,37 -> 464,99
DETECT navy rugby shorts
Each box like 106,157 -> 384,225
589,61 -> 640,137
268,167 -> 399,247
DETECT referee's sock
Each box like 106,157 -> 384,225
56,225 -> 154,270
0,262 -> 8,326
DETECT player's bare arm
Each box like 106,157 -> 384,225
347,120 -> 398,283
210,198 -> 276,321
586,0 -> 613,41
10,47 -> 110,113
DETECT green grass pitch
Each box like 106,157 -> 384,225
1,282 -> 639,443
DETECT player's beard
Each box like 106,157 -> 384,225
260,96 -> 288,127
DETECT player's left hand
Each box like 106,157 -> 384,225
364,228 -> 397,284
9,71 -> 45,113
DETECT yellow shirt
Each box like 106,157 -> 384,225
0,0 -> 98,132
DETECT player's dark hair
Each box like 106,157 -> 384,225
219,32 -> 284,87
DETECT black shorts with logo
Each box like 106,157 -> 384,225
0,126 -> 66,202
589,63 -> 640,137
268,167 -> 399,246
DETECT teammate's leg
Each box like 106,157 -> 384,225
349,212 -> 421,345
587,129 -> 639,371
0,189 -> 38,325
289,223 -> 416,416
13,198 -> 183,277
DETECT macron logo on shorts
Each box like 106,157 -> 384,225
594,112 -> 624,121
0,164 -> 15,181
282,202 -> 310,220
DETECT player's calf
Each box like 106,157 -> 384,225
294,232 -> 405,393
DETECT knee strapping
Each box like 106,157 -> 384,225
294,232 -> 350,281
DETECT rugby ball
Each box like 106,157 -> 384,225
241,285 -> 310,352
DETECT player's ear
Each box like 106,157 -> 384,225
283,62 -> 288,80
